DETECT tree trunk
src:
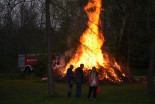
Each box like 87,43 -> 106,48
119,14 -> 129,44
126,22 -> 133,83
147,37 -> 155,94
46,0 -> 54,96
146,0 -> 154,95
119,0 -> 131,44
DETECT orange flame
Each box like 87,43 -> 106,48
63,0 -> 125,82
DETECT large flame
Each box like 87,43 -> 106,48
63,0 -> 125,82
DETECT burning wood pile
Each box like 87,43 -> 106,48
57,0 -> 128,83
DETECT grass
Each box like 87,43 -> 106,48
0,74 -> 155,104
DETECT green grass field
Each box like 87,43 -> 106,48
0,74 -> 155,104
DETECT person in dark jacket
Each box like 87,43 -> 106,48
67,65 -> 74,97
75,64 -> 84,98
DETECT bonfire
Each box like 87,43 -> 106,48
60,0 -> 126,82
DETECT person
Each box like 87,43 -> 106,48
66,65 -> 74,97
75,64 -> 84,99
87,67 -> 99,100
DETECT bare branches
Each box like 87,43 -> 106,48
113,0 -> 125,15
50,0 -> 104,37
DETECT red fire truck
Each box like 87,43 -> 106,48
18,53 -> 59,72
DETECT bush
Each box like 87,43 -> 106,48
33,55 -> 47,77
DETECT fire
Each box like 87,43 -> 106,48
62,0 -> 125,82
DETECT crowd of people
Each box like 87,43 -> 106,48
66,64 -> 100,100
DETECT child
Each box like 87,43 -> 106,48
87,67 -> 99,100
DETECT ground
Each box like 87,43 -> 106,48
0,73 -> 155,104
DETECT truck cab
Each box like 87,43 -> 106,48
24,65 -> 33,72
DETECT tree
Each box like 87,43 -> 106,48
147,0 -> 154,95
102,0 -> 134,82
45,0 -> 54,96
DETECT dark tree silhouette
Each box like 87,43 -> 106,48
146,0 -> 154,95
46,0 -> 54,96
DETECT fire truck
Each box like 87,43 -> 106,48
18,53 -> 60,72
